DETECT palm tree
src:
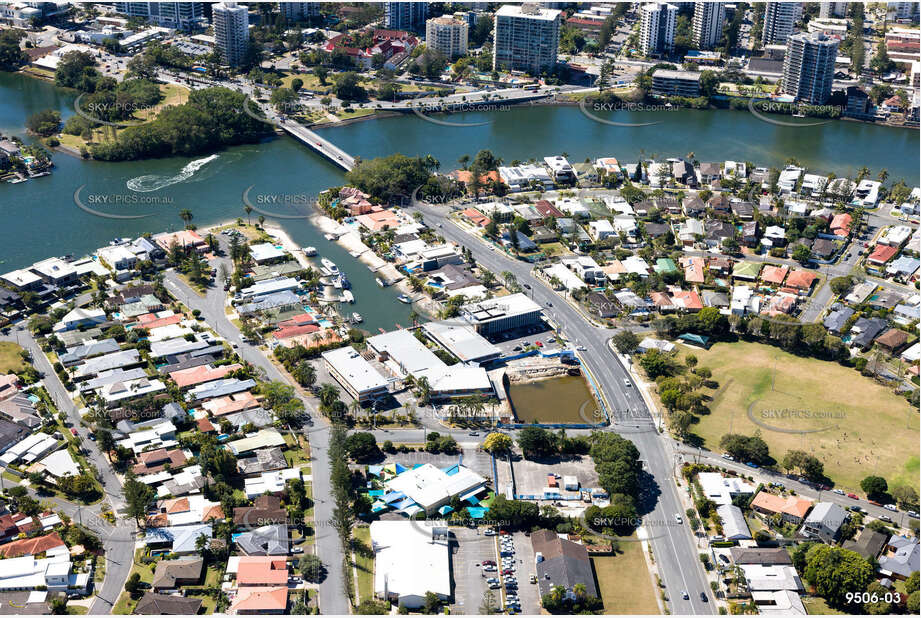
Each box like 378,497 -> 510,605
179,209 -> 194,229
416,376 -> 432,406
409,309 -> 419,327
457,154 -> 470,170
317,383 -> 339,409
877,168 -> 889,183
257,215 -> 265,228
857,166 -> 870,182
243,204 -> 253,225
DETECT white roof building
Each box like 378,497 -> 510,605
698,472 -> 756,505
717,504 -> 752,540
321,346 -> 390,402
33,449 -> 80,479
248,243 -> 287,263
385,463 -> 486,514
545,263 -> 587,292
367,329 -> 443,378
740,565 -> 804,592
588,219 -> 615,240
370,521 -> 451,609
0,433 -> 57,466
731,285 -> 760,316
879,225 -> 913,246
421,321 -> 501,364
244,468 -> 301,499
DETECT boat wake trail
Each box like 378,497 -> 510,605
126,154 -> 219,192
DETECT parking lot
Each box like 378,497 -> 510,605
508,455 -> 600,498
450,527 -> 500,614
483,320 -> 557,356
507,532 -> 540,614
374,446 -> 495,480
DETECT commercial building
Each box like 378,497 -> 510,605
113,2 -> 204,30
762,1 -> 801,45
384,1 -> 428,31
421,321 -> 501,364
639,2 -> 677,56
370,521 -> 451,609
321,346 -> 389,402
819,2 -> 847,18
460,293 -> 543,335
493,3 -> 561,74
425,16 -> 468,58
651,69 -> 701,96
782,32 -> 838,104
213,1 -> 249,67
693,1 -> 724,50
384,463 -> 487,515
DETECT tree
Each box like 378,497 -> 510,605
291,77 -> 303,92
0,30 -> 27,72
179,209 -> 194,229
638,349 -> 676,379
270,86 -> 296,110
299,554 -> 325,583
26,109 -> 61,137
344,432 -> 380,462
517,427 -> 557,459
611,330 -> 639,354
782,450 -> 825,482
860,476 -> 888,501
422,591 -> 442,614
792,244 -> 812,264
829,276 -> 852,296
891,485 -> 919,511
292,361 -> 316,388
719,433 -> 770,465
802,545 -> 873,609
124,471 -> 154,524
125,572 -> 142,596
481,432 -> 513,454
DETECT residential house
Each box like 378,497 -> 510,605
875,328 -> 910,354
850,317 -> 888,349
530,529 -> 599,601
134,593 -> 203,615
731,201 -> 755,220
823,306 -> 854,334
151,558 -> 203,591
750,491 -> 812,524
842,528 -> 889,561
801,502 -> 848,543
878,536 -> 919,580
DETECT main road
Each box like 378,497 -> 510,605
409,198 -> 715,613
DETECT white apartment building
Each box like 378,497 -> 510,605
425,16 -> 468,58
640,2 -> 677,56
280,2 -> 319,21
493,3 -> 561,74
693,1 -> 724,50
782,31 -> 838,104
762,1 -> 801,45
213,1 -> 249,67
113,2 -> 204,30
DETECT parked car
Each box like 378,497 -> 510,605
847,493 -> 859,500
833,489 -> 845,495
884,504 -> 898,512
722,453 -> 734,461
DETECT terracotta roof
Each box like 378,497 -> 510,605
868,244 -> 899,264
136,313 -> 183,330
236,556 -> 289,586
760,265 -> 789,285
750,491 -> 812,519
461,208 -> 490,227
229,586 -> 288,613
197,417 -> 216,433
166,498 -> 190,514
170,363 -> 242,389
273,322 -> 320,341
785,269 -> 818,290
203,392 -> 260,417
535,200 -> 564,218
0,532 -> 65,557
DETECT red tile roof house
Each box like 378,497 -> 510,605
0,512 -> 34,540
236,557 -> 290,587
169,363 -> 243,390
153,230 -> 207,253
136,312 -> 183,330
461,208 -> 491,227
228,586 -> 288,614
0,531 -> 65,557
203,392 -> 261,417
829,213 -> 852,238
867,244 -> 899,265
750,491 -> 813,524
680,257 -> 706,284
670,289 -> 703,312
356,209 -> 401,232
785,270 -> 818,292
760,265 -> 789,286
535,200 -> 565,219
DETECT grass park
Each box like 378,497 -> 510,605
0,341 -> 26,374
679,341 -> 919,494
591,535 -> 660,614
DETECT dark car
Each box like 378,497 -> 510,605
700,593 -> 707,602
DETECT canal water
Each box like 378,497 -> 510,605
1,71 -> 918,332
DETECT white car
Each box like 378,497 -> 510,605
884,504 -> 898,512
623,378 -> 632,387
833,489 -> 846,495
484,529 -> 497,536
674,514 -> 683,524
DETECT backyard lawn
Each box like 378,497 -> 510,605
802,596 -> 845,615
676,341 -> 919,493
111,550 -> 157,615
592,536 -> 659,614
0,341 -> 26,374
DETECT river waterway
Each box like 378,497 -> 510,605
1,71 -> 918,332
